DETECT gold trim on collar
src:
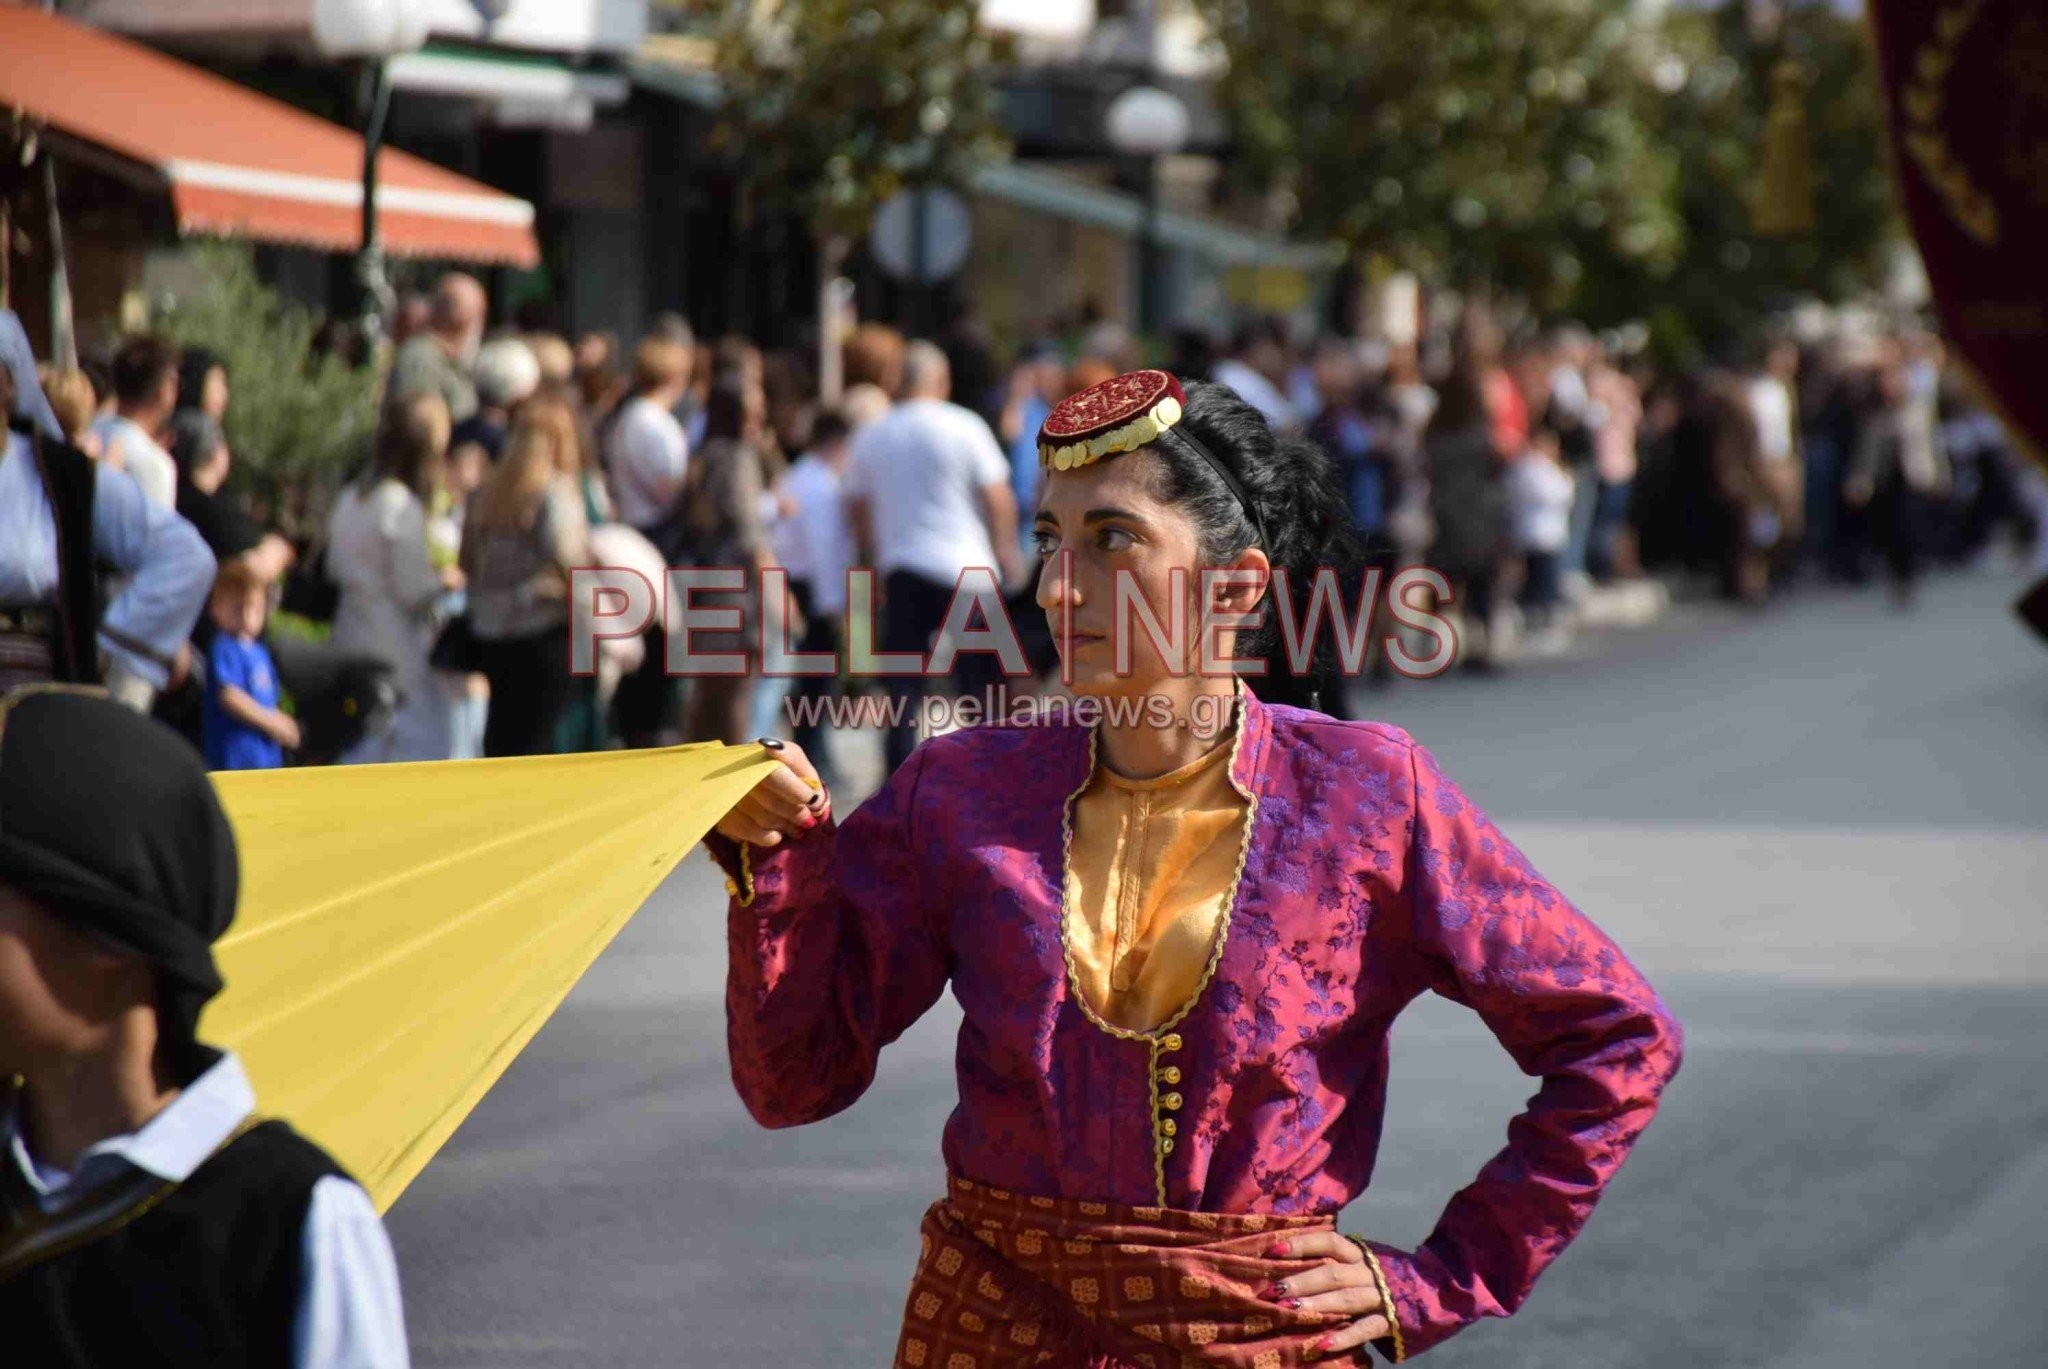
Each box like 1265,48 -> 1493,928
1055,685 -> 1259,1206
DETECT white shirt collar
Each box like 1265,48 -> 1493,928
4,1051 -> 257,1203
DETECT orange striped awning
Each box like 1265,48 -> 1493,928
0,6 -> 538,268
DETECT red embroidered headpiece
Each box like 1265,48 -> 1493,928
1037,369 -> 1187,471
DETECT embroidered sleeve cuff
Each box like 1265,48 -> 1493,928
706,820 -> 838,911
1360,1245 -> 1407,1363
1350,1238 -> 1410,1363
702,832 -> 757,907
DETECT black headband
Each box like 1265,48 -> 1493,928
1156,422 -> 1271,555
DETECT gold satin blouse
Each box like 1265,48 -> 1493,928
1064,735 -> 1253,1033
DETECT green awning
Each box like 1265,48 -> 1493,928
969,161 -> 1344,272
627,39 -> 722,110
626,44 -> 1342,274
387,43 -> 630,106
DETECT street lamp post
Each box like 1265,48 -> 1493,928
1105,84 -> 1190,339
313,0 -> 428,349
357,60 -> 395,341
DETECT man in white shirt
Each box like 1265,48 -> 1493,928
1212,321 -> 1299,432
604,335 -> 694,747
845,341 -> 1022,773
90,333 -> 180,511
776,409 -> 858,787
603,337 -> 694,542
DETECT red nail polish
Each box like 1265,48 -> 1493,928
1265,1240 -> 1290,1257
1284,1297 -> 1302,1310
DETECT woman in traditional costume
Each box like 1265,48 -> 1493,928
708,371 -> 1683,1366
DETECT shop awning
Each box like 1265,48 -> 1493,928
388,44 -> 631,106
386,43 -> 631,131
971,161 -> 1345,272
626,39 -> 1342,276
0,6 -> 538,268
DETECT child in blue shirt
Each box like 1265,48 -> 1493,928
201,561 -> 298,770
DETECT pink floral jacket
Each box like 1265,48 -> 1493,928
706,689 -> 1683,1358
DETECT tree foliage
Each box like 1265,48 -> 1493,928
711,0 -> 1011,243
1608,4 -> 1902,359
156,242 -> 377,525
1197,0 -> 1683,310
1197,0 -> 1900,349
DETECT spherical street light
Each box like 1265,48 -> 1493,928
1105,85 -> 1192,157
312,0 -> 430,59
1105,85 -> 1191,339
312,0 -> 428,352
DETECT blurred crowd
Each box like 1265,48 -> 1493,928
6,273 -> 2046,778
999,309 -> 2046,669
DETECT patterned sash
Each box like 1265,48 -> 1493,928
895,1175 -> 1367,1368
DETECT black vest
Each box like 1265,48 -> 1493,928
0,1120 -> 343,1368
11,417 -> 102,683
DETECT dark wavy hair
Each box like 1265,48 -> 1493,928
1146,379 -> 1364,712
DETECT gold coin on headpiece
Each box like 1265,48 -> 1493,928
1155,396 -> 1182,427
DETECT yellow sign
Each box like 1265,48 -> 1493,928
1225,265 -> 1310,313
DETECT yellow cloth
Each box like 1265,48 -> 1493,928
203,743 -> 777,1212
1065,739 -> 1252,1033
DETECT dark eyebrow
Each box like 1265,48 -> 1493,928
1034,505 -> 1147,529
1082,506 -> 1144,525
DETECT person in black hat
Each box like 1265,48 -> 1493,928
0,686 -> 409,1367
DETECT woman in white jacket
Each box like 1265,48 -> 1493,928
327,394 -> 464,762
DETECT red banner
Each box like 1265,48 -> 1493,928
1868,0 -> 2048,469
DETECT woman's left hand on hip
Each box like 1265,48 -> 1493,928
1260,1230 -> 1392,1358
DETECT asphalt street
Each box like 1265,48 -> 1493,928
388,565 -> 2048,1368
